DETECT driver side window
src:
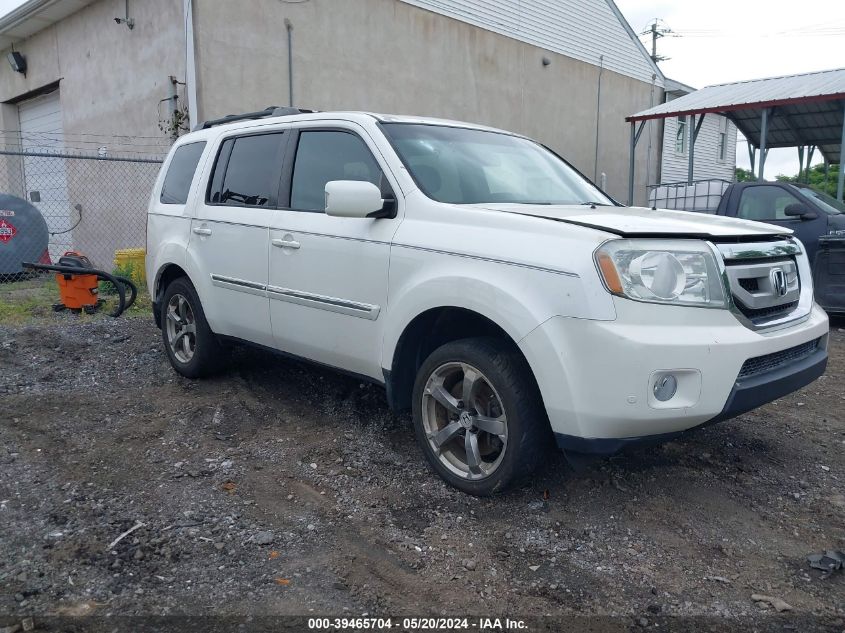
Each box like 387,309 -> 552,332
289,130 -> 385,212
737,186 -> 802,221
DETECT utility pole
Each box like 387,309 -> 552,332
650,22 -> 659,62
641,19 -> 672,64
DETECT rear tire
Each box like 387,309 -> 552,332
412,337 -> 551,496
160,276 -> 226,378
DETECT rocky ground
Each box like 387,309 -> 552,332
0,314 -> 843,632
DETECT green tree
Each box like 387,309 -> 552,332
735,167 -> 754,182
775,163 -> 841,197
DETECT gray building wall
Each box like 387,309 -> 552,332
0,0 -> 181,266
192,0 -> 662,205
0,0 -> 184,145
0,0 -> 662,224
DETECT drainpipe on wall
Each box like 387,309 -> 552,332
593,55 -> 604,182
183,0 -> 199,128
644,73 -> 656,196
285,19 -> 294,107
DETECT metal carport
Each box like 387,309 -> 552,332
625,67 -> 845,204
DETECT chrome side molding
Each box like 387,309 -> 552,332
209,273 -> 381,321
267,285 -> 381,320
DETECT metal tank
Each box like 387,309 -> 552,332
0,193 -> 50,279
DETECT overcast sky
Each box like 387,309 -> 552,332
615,0 -> 845,178
1,0 -> 842,177
0,0 -> 22,16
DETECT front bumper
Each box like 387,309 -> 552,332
518,299 -> 830,454
554,339 -> 827,455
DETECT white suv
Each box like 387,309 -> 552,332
146,108 -> 829,495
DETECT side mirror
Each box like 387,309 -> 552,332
784,202 -> 818,221
325,180 -> 393,218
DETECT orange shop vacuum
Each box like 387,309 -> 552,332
22,251 -> 137,317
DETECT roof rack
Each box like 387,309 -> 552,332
196,106 -> 316,130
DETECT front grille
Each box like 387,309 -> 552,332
721,250 -> 801,327
738,278 -> 759,292
735,299 -> 799,321
738,338 -> 821,379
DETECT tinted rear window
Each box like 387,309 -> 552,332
208,133 -> 285,207
160,141 -> 206,205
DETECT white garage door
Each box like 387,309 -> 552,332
19,90 -> 72,259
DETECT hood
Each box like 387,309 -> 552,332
475,204 -> 793,239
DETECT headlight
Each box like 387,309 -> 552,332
595,239 -> 727,308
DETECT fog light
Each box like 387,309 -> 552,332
653,374 -> 678,402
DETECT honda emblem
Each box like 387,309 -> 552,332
770,268 -> 788,297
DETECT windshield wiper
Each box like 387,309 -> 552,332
580,201 -> 611,206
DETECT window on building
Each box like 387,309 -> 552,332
736,185 -> 803,221
718,132 -> 727,161
160,141 -> 206,205
290,131 -> 384,212
207,133 -> 286,207
675,116 -> 687,153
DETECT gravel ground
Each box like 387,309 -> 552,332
0,314 -> 843,631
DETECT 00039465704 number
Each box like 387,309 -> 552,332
307,617 -> 479,630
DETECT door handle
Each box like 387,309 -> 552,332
272,238 -> 301,250
192,226 -> 212,236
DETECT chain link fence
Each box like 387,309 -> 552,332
0,137 -> 165,284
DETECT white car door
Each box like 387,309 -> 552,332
188,130 -> 289,347
268,125 -> 400,380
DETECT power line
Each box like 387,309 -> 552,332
651,25 -> 845,39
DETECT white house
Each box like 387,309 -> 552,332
659,78 -> 737,184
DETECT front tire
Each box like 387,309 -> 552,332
412,337 -> 550,495
160,276 -> 226,378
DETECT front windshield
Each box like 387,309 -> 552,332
795,186 -> 844,215
382,123 -> 613,206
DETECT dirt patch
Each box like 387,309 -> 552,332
0,315 -> 843,628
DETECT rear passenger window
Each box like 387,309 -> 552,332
208,133 -> 285,207
160,141 -> 206,204
290,131 -> 383,212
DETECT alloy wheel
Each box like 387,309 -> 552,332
165,293 -> 197,364
421,362 -> 508,480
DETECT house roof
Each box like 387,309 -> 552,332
604,0 -> 665,84
0,0 -> 97,49
664,77 -> 696,96
627,68 -> 845,163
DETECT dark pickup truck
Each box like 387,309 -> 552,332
651,180 -> 845,315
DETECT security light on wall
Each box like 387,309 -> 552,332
7,51 -> 26,75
